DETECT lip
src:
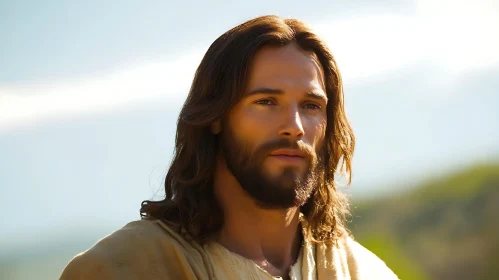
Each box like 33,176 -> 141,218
268,149 -> 307,164
269,149 -> 307,158
269,154 -> 305,164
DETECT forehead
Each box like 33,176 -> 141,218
246,43 -> 325,90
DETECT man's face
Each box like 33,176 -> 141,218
220,43 -> 328,209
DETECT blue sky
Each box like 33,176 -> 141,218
1,0 -> 499,253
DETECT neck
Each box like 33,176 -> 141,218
213,158 -> 303,278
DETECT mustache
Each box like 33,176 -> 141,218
258,138 -> 314,158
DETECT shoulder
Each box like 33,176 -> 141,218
339,235 -> 399,280
60,219 -> 207,280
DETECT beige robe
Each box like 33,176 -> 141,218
60,219 -> 398,279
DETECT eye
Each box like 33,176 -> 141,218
255,99 -> 276,106
303,103 -> 322,110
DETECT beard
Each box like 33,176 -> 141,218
220,127 -> 325,209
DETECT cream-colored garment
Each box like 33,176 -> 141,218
60,219 -> 398,279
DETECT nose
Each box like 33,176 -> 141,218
278,105 -> 305,139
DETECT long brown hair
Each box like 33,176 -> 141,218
141,15 -> 355,244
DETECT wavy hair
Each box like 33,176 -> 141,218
141,15 -> 355,244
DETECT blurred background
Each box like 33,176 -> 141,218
1,0 -> 498,279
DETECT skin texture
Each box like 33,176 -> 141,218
213,43 -> 328,279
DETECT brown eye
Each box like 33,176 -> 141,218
255,99 -> 276,106
303,103 -> 321,110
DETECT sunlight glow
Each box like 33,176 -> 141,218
1,1 -> 498,131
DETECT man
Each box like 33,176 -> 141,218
60,15 -> 398,280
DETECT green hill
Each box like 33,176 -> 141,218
2,163 -> 498,280
350,163 -> 499,280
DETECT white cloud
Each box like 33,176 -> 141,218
0,52 -> 204,131
313,15 -> 430,82
1,1 -> 498,131
313,0 -> 499,80
415,0 -> 499,71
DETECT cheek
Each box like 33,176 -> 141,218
231,106 -> 274,136
227,108 -> 269,148
304,117 -> 327,147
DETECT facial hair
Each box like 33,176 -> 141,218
220,127 -> 325,209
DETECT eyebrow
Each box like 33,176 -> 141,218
245,87 -> 328,102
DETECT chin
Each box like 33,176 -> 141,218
266,163 -> 304,176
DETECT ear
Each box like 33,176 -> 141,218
211,120 -> 221,134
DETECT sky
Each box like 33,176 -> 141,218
1,0 -> 499,254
